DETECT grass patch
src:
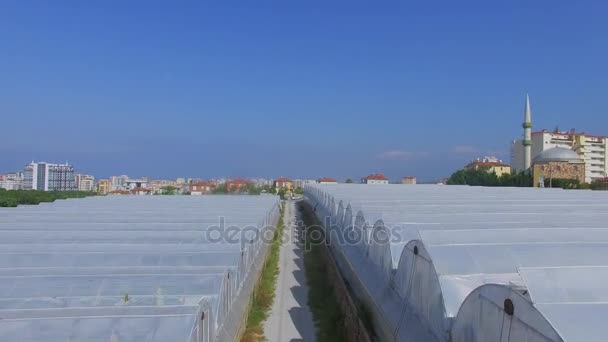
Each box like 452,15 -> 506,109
241,202 -> 285,342
299,201 -> 347,342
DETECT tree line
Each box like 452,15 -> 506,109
0,189 -> 96,207
447,168 -> 608,190
446,168 -> 533,187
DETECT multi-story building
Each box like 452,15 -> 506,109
513,130 -> 607,183
361,173 -> 389,184
401,176 -> 417,185
23,161 -> 77,191
110,175 -> 129,191
274,177 -> 293,190
97,179 -> 111,194
126,179 -> 149,190
294,179 -> 316,188
149,179 -> 180,194
189,181 -> 214,195
466,157 -> 511,177
75,174 -> 95,192
0,172 -> 25,190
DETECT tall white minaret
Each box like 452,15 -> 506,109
523,94 -> 532,170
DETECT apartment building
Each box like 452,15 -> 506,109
0,172 -> 25,190
466,157 -> 511,177
75,174 -> 96,192
23,161 -> 77,191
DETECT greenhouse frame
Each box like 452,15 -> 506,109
0,195 -> 280,342
305,184 -> 608,342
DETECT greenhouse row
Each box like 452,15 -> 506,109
0,195 -> 281,342
305,184 -> 608,342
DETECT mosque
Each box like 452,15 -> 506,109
512,95 -> 586,187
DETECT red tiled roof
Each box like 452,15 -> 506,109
402,176 -> 416,179
364,173 -> 388,180
318,177 -> 337,182
275,177 -> 292,183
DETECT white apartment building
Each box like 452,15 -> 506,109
23,161 -> 77,191
0,172 -> 25,190
126,179 -> 150,190
75,174 -> 96,192
110,175 -> 129,191
512,130 -> 608,183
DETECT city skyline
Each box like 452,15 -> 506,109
1,1 -> 607,180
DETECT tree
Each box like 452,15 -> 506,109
245,183 -> 262,195
159,186 -> 178,195
545,178 -> 581,189
591,179 -> 608,191
447,169 -> 532,187
0,190 -> 95,207
212,183 -> 228,194
345,178 -> 353,184
277,188 -> 287,199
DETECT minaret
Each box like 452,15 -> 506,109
523,94 -> 532,170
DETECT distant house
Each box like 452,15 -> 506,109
466,157 -> 511,177
361,173 -> 389,184
274,177 -> 293,190
130,187 -> 152,195
317,177 -> 338,184
190,181 -> 214,195
226,179 -> 250,192
402,176 -> 417,185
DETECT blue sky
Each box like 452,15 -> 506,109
1,0 -> 607,181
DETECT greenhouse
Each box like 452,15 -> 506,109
0,195 -> 280,342
305,184 -> 608,342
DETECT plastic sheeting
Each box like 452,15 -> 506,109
305,184 -> 608,342
0,195 -> 280,342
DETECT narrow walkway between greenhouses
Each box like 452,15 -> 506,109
264,200 -> 317,342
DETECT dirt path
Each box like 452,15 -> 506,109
263,200 -> 317,342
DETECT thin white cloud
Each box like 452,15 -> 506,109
450,145 -> 479,154
377,150 -> 418,160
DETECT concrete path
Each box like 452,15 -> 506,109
264,200 -> 317,342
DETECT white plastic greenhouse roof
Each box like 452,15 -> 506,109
0,195 -> 280,342
305,184 -> 608,342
